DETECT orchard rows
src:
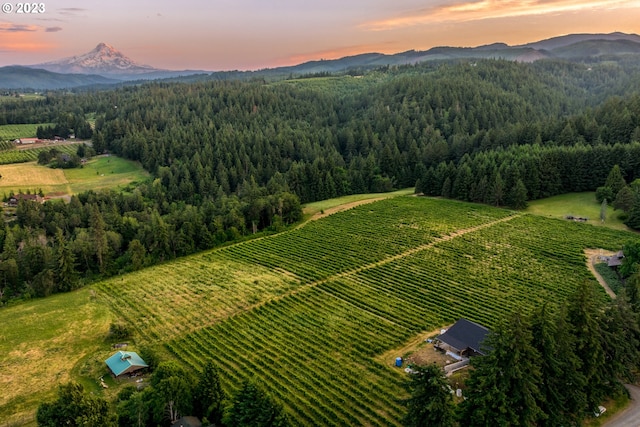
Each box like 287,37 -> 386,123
97,196 -> 632,425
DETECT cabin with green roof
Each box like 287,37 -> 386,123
105,351 -> 148,377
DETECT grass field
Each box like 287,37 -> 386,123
0,156 -> 149,198
0,124 -> 53,141
0,289 -> 112,426
2,195 -> 635,426
526,192 -> 629,231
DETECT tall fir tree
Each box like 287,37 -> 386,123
194,361 -> 226,425
459,312 -> 544,427
566,282 -> 608,411
402,364 -> 456,427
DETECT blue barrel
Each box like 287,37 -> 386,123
395,357 -> 403,367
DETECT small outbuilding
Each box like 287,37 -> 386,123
435,318 -> 489,357
607,250 -> 625,269
105,351 -> 148,377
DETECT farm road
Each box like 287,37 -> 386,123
584,249 -> 617,299
603,385 -> 640,427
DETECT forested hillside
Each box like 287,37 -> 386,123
2,58 -> 640,302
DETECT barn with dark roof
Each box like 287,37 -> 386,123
435,318 -> 490,357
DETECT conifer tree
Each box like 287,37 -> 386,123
402,363 -> 455,427
194,361 -> 226,426
54,228 -> 76,292
530,304 -> 586,426
566,282 -> 608,411
459,312 -> 544,427
225,381 -> 288,427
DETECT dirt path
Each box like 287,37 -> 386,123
584,249 -> 617,299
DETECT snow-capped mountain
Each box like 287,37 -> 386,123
32,43 -> 160,76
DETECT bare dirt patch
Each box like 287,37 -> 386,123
375,327 -> 452,369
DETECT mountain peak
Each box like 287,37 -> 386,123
33,43 -> 159,76
94,42 -> 116,52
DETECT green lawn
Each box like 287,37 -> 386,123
63,155 -> 149,194
526,192 -> 629,231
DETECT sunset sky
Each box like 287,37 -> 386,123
1,0 -> 640,70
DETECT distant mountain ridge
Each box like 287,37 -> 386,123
33,42 -> 158,76
0,66 -> 118,90
2,32 -> 640,90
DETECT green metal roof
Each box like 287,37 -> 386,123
105,351 -> 148,376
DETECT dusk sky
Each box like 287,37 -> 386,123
1,0 -> 640,70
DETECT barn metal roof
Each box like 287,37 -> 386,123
105,351 -> 148,376
437,319 -> 489,355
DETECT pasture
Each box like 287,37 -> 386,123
1,195 -> 634,426
0,289 -> 112,426
526,192 -> 628,231
0,155 -> 149,198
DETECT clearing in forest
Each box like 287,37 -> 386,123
0,156 -> 148,198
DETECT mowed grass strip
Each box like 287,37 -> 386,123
0,288 -> 112,427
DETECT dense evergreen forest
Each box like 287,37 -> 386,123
2,58 -> 640,301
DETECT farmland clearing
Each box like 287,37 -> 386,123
0,155 -> 148,198
2,195 -> 635,426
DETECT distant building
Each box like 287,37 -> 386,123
7,193 -> 44,206
105,351 -> 148,377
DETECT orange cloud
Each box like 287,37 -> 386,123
0,22 -> 39,32
0,22 -> 54,52
362,0 -> 640,31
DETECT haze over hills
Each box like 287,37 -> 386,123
2,32 -> 640,90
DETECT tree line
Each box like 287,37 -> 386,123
37,360 -> 288,427
0,182 -> 301,301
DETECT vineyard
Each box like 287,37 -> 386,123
0,144 -> 79,165
93,196 -> 633,426
0,123 -> 51,141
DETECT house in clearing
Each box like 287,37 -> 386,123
105,351 -> 148,377
435,318 -> 490,358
